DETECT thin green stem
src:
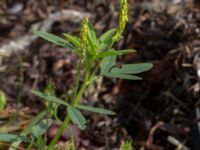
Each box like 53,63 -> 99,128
72,68 -> 90,106
17,54 -> 24,105
12,54 -> 24,124
69,127 -> 75,150
27,136 -> 34,150
54,105 -> 62,124
73,63 -> 81,100
90,60 -> 100,78
47,115 -> 70,150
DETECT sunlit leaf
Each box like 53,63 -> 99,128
99,28 -> 116,43
63,33 -> 80,48
34,31 -> 76,50
87,34 -> 96,56
31,90 -> 69,106
87,21 -> 96,45
97,28 -> 117,51
111,63 -> 153,74
68,107 -> 86,130
76,104 -> 116,115
96,42 -> 107,51
97,50 -> 120,58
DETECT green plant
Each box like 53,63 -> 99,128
0,91 -> 6,111
0,0 -> 152,149
120,140 -> 133,150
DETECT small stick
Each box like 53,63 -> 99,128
167,136 -> 190,150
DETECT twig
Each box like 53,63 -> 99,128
161,91 -> 189,111
167,136 -> 190,150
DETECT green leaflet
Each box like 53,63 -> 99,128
97,28 -> 117,51
31,90 -> 69,106
97,49 -> 136,58
87,34 -> 96,56
68,107 -> 86,130
63,33 -> 80,48
104,72 -> 142,80
99,28 -> 117,43
97,50 -> 118,58
76,104 -> 116,115
84,20 -> 97,56
32,119 -> 53,138
24,110 -> 47,133
34,31 -> 77,50
87,21 -> 97,45
101,58 -> 152,80
101,56 -> 116,74
0,133 -> 29,143
111,63 -> 153,74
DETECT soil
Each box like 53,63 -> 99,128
0,0 -> 200,149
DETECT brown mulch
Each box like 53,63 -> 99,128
1,0 -> 200,149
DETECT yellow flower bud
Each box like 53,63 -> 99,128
80,17 -> 89,62
80,18 -> 89,51
44,80 -> 56,115
113,0 -> 128,42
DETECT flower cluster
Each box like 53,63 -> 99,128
113,0 -> 128,42
80,17 -> 89,62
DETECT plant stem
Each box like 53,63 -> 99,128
48,67 -> 91,149
72,63 -> 81,100
72,68 -> 90,106
26,138 -> 34,150
47,115 -> 70,150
